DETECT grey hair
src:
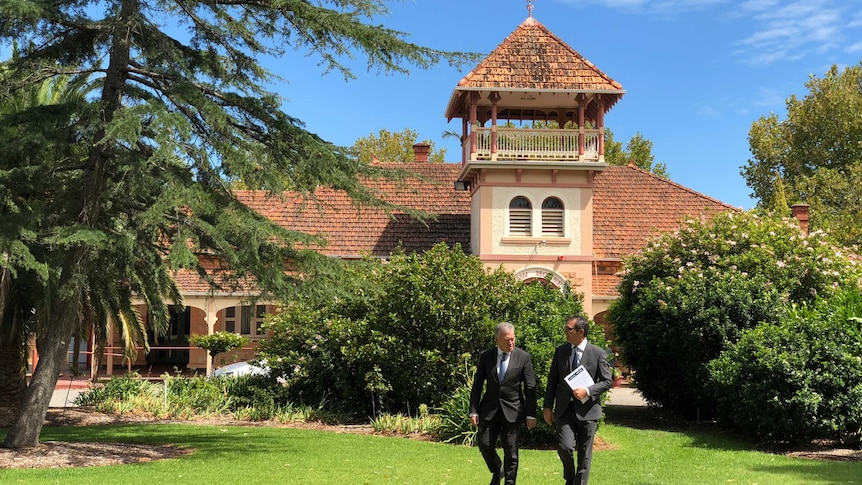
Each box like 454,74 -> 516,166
566,316 -> 590,337
494,322 -> 515,337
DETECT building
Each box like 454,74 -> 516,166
92,13 -> 736,376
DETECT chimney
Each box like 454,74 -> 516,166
791,203 -> 810,235
413,143 -> 430,162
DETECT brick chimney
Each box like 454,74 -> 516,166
413,143 -> 430,162
791,203 -> 810,235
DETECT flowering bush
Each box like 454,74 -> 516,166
610,211 -> 859,418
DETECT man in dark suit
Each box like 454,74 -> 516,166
470,322 -> 537,485
543,316 -> 612,485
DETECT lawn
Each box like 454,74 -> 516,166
1,406 -> 859,485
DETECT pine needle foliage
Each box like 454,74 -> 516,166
0,0 -> 478,447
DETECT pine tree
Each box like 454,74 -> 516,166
0,0 -> 475,448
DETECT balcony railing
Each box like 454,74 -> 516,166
471,127 -> 600,162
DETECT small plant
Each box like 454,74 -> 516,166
434,369 -> 477,446
190,332 -> 249,374
370,408 -> 441,435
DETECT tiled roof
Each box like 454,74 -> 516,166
171,264 -> 261,295
593,164 -> 738,259
235,163 -> 471,258
593,273 -> 621,298
456,17 -> 624,93
174,163 -> 736,298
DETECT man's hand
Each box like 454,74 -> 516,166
526,417 -> 537,430
470,414 -> 479,427
573,387 -> 588,401
542,408 -> 553,426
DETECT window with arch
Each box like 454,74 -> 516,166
509,196 -> 532,235
541,197 -> 564,237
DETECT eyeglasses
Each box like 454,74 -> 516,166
564,326 -> 579,333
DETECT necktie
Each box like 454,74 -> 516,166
571,346 -> 579,370
500,352 -> 509,380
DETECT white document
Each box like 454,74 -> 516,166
564,365 -> 594,403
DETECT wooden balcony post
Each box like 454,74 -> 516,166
469,92 -> 480,161
597,96 -> 605,161
489,92 -> 500,161
578,96 -> 586,161
461,117 -> 469,164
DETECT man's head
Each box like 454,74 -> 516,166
564,316 -> 589,346
495,322 -> 516,353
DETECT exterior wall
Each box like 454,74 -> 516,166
490,185 -> 583,255
470,189 -> 484,256
501,261 -> 595,316
473,166 -> 600,317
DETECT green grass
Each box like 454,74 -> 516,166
2,407 -> 860,484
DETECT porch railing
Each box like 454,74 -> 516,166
472,127 -> 600,161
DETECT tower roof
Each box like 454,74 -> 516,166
445,17 -> 625,120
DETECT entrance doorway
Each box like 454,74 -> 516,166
146,305 -> 190,367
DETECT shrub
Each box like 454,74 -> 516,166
611,211 -> 860,418
709,287 -> 862,444
259,243 -> 594,416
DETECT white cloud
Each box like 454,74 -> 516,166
569,0 -> 858,65
734,0 -> 848,64
847,41 -> 862,53
562,0 -> 727,11
752,87 -> 789,108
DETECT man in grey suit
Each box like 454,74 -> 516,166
543,316 -> 612,485
470,322 -> 538,485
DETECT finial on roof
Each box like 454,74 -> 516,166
526,0 -> 534,17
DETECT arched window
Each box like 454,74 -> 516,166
509,196 -> 532,235
541,197 -> 564,237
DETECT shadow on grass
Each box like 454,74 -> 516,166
604,403 -> 764,452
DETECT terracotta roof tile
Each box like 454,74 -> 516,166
457,17 -> 624,93
593,273 -> 621,298
171,268 -> 259,295
234,163 -> 471,259
174,162 -> 736,299
593,164 -> 738,259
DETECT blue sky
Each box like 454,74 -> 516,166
3,1 -> 859,209
271,0 -> 862,210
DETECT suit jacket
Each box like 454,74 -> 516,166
469,346 -> 537,423
543,341 -> 612,421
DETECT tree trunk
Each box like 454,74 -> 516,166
2,301 -> 75,449
0,328 -> 26,410
0,267 -> 26,410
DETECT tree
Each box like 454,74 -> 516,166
352,128 -> 446,163
604,129 -> 669,178
0,0 -> 475,448
610,211 -> 859,419
743,64 -> 862,246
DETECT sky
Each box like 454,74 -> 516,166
268,0 -> 862,210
